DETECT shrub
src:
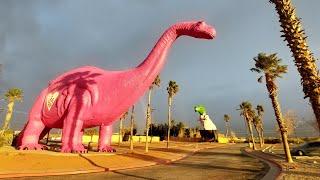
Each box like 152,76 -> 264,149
264,138 -> 281,144
0,130 -> 14,147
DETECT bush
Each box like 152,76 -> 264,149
302,137 -> 320,142
0,130 -> 14,147
264,138 -> 281,144
287,138 -> 304,144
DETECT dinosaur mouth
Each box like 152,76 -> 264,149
207,28 -> 216,39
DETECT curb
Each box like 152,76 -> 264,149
0,169 -> 105,179
241,147 -> 282,180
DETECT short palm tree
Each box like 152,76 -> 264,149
118,111 -> 128,147
145,75 -> 161,152
176,122 -> 185,138
270,0 -> 320,131
224,114 -> 231,137
256,105 -> 265,146
251,52 -> 293,163
0,88 -> 23,136
166,80 -> 179,148
84,128 -> 98,142
84,128 -> 98,150
238,101 -> 256,150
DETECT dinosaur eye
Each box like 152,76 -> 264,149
197,21 -> 205,26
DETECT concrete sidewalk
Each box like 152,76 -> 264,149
0,142 -> 224,179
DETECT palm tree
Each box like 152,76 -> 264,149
130,106 -> 135,151
166,81 -> 179,148
84,128 -> 98,150
270,0 -> 320,131
251,52 -> 293,163
176,122 -> 185,138
145,75 -> 161,152
0,88 -> 23,136
252,115 -> 264,148
238,101 -> 257,150
256,105 -> 265,146
224,114 -> 231,137
118,111 -> 128,147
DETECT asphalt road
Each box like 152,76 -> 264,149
16,144 -> 268,180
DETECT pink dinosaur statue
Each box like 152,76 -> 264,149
16,21 -> 216,153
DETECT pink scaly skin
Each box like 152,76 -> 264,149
16,21 -> 216,153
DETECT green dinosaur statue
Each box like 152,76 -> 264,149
194,105 -> 207,115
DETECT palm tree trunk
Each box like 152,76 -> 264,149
145,89 -> 152,152
243,118 -> 251,147
259,129 -> 264,148
167,96 -> 172,148
118,118 -> 123,146
254,126 -> 263,148
225,122 -> 229,137
243,116 -> 251,148
247,120 -> 256,150
269,93 -> 293,163
130,106 -> 135,151
46,131 -> 50,145
0,100 -> 15,136
228,122 -> 232,137
261,129 -> 265,147
270,0 -> 320,131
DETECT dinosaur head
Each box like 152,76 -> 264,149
194,105 -> 207,115
188,21 -> 216,39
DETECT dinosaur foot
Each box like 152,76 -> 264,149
98,145 -> 116,152
61,145 -> 87,153
72,145 -> 88,153
18,144 -> 44,150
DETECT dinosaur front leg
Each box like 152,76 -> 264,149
98,124 -> 116,152
18,119 -> 46,150
18,89 -> 48,150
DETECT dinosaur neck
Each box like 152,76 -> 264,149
107,23 -> 194,118
136,25 -> 179,77
133,22 -> 195,85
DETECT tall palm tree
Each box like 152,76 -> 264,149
130,106 -> 135,151
252,115 -> 264,148
166,80 -> 179,148
238,101 -> 257,150
224,114 -> 231,137
256,105 -> 265,146
145,75 -> 161,152
118,111 -> 128,147
251,52 -> 293,163
0,88 -> 23,136
270,0 -> 320,131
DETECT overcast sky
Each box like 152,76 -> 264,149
0,0 -> 319,136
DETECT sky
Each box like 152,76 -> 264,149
0,0 -> 319,136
